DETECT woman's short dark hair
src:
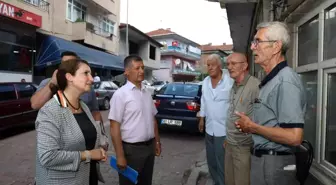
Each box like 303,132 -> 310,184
50,59 -> 89,94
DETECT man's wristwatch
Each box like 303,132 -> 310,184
85,150 -> 91,163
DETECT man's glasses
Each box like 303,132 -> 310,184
251,39 -> 277,46
227,62 -> 245,67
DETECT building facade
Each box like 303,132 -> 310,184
209,0 -> 336,184
0,0 -> 122,83
0,0 -> 43,82
200,44 -> 233,73
147,28 -> 202,82
118,23 -> 162,84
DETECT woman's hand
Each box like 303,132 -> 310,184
90,148 -> 107,161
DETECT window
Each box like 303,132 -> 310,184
324,3 -> 336,60
160,41 -> 167,49
109,82 -> 119,90
150,45 -> 156,60
24,0 -> 39,6
298,16 -> 318,66
158,84 -> 200,97
15,84 -> 35,99
299,71 -> 318,154
67,0 -> 87,22
93,82 -> 101,89
0,84 -> 16,102
102,18 -> 114,34
152,81 -> 165,86
325,73 -> 336,166
101,82 -> 112,89
0,42 -> 33,73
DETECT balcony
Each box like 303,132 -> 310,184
171,59 -> 201,76
161,46 -> 201,61
90,0 -> 116,14
72,21 -> 117,53
172,69 -> 201,76
21,0 -> 49,11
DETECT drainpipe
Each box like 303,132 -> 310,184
247,0 -> 262,75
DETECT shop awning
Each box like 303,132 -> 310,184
35,35 -> 124,72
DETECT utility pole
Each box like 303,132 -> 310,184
126,0 -> 129,55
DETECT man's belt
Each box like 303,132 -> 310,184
122,138 -> 154,146
251,148 -> 293,157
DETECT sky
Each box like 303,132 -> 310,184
119,0 -> 233,45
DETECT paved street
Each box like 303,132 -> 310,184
0,110 -> 204,185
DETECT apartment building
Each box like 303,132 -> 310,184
147,28 -> 202,82
119,24 -> 162,83
209,0 -> 336,184
0,0 -> 122,83
200,43 -> 233,73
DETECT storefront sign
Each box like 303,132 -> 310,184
0,1 -> 42,27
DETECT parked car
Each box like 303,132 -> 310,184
0,82 -> 38,130
142,80 -> 155,95
152,81 -> 168,91
93,81 -> 119,110
153,82 -> 202,133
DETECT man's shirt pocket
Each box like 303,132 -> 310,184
216,89 -> 231,102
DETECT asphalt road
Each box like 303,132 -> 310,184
0,110 -> 204,185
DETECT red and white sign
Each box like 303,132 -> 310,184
0,1 -> 42,27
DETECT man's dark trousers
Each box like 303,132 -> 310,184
119,140 -> 155,185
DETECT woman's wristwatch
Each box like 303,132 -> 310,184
84,150 -> 91,163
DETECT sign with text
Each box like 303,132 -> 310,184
0,1 -> 42,27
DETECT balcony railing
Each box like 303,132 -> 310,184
85,22 -> 114,41
21,0 -> 50,11
161,46 -> 201,59
172,69 -> 201,76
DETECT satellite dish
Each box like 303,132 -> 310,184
175,59 -> 181,65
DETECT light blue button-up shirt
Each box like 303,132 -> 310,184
200,69 -> 234,136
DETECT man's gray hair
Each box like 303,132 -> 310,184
256,21 -> 290,53
207,54 -> 222,67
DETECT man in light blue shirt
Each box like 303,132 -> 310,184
199,54 -> 233,185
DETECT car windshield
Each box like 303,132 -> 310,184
158,83 -> 200,97
93,82 -> 101,89
152,81 -> 164,85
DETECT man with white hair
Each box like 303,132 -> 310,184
199,54 -> 233,185
235,21 -> 306,185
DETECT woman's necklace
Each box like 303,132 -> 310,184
62,92 -> 81,113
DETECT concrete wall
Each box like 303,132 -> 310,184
119,36 -> 160,69
5,0 -> 120,53
153,68 -> 172,82
153,56 -> 173,82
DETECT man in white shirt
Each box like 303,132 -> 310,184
109,55 -> 161,185
93,72 -> 101,82
199,54 -> 233,185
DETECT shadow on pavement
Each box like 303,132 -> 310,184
159,128 -> 205,140
0,124 -> 35,140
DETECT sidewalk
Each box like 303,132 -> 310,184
182,149 -> 323,185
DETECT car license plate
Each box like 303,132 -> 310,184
161,119 -> 182,126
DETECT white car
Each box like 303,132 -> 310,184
142,80 -> 155,95
152,81 -> 168,91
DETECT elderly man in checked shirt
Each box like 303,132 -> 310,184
199,54 -> 234,185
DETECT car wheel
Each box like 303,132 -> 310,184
103,98 -> 110,110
